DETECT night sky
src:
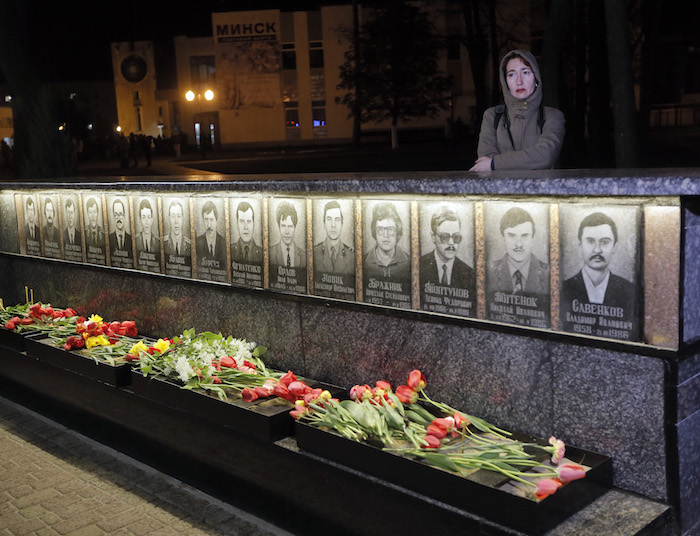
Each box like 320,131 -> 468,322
8,0 -> 330,82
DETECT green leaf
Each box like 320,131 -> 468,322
418,452 -> 461,473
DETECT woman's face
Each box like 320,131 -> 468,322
505,57 -> 536,100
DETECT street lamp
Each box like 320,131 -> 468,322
184,88 -> 215,158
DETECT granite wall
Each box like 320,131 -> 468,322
0,255 -> 672,505
1,171 -> 698,533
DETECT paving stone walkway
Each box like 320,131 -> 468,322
0,396 -> 294,536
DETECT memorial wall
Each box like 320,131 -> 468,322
0,187 -> 680,349
0,172 -> 698,534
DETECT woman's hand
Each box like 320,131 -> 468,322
469,156 -> 493,172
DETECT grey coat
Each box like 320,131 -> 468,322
477,49 -> 565,170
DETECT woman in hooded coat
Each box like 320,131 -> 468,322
469,50 -> 565,171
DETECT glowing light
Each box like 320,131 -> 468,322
204,89 -> 214,101
185,90 -> 195,102
116,125 -> 122,133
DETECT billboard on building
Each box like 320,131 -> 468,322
213,11 -> 282,111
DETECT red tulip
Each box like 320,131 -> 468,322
290,405 -> 308,420
350,384 -> 371,401
288,381 -> 311,398
395,385 -> 418,404
375,380 -> 392,392
558,464 -> 586,483
5,321 -> 15,330
241,387 -> 258,402
21,318 -> 34,325
432,417 -> 455,433
219,356 -> 236,368
273,382 -> 295,402
406,369 -> 426,391
43,307 -> 54,317
253,386 -> 270,398
279,370 -> 297,386
64,308 -> 77,317
243,360 -> 257,370
535,478 -> 562,500
421,434 -> 442,449
453,412 -> 470,429
121,320 -> 136,330
426,424 -> 447,439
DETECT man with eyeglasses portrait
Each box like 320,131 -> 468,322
364,202 -> 410,282
420,207 -> 474,288
363,201 -> 412,309
419,206 -> 475,317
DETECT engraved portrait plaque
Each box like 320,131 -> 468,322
230,196 -> 264,289
38,193 -> 61,259
361,199 -> 412,309
312,198 -> 356,300
193,196 -> 229,283
484,201 -> 551,329
559,204 -> 641,342
162,195 -> 193,278
133,194 -> 162,273
268,197 -> 308,294
83,194 -> 107,265
418,200 -> 476,317
106,194 -> 135,269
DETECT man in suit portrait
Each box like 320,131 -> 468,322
42,198 -> 59,244
195,200 -> 226,267
84,197 -> 105,250
63,198 -> 82,248
488,206 -> 549,295
231,201 -> 262,263
163,200 -> 191,257
313,200 -> 354,275
25,196 -> 39,242
419,206 -> 473,288
108,198 -> 133,257
270,201 -> 305,268
135,199 -> 160,255
562,211 -> 635,307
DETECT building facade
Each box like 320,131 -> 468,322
111,3 -> 482,149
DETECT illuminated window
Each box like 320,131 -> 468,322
312,108 -> 326,128
285,108 -> 299,128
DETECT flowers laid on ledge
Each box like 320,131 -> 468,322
1,300 -> 79,336
292,369 -> 587,501
130,328 -> 284,401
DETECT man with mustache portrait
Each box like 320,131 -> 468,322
419,205 -> 475,317
420,206 -> 473,284
562,211 -> 635,317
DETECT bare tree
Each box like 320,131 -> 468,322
337,0 -> 452,149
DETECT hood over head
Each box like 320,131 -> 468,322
499,49 -> 542,111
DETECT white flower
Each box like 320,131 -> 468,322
175,355 -> 195,383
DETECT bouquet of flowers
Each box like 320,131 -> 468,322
1,300 -> 79,337
292,369 -> 586,501
130,328 -> 284,401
